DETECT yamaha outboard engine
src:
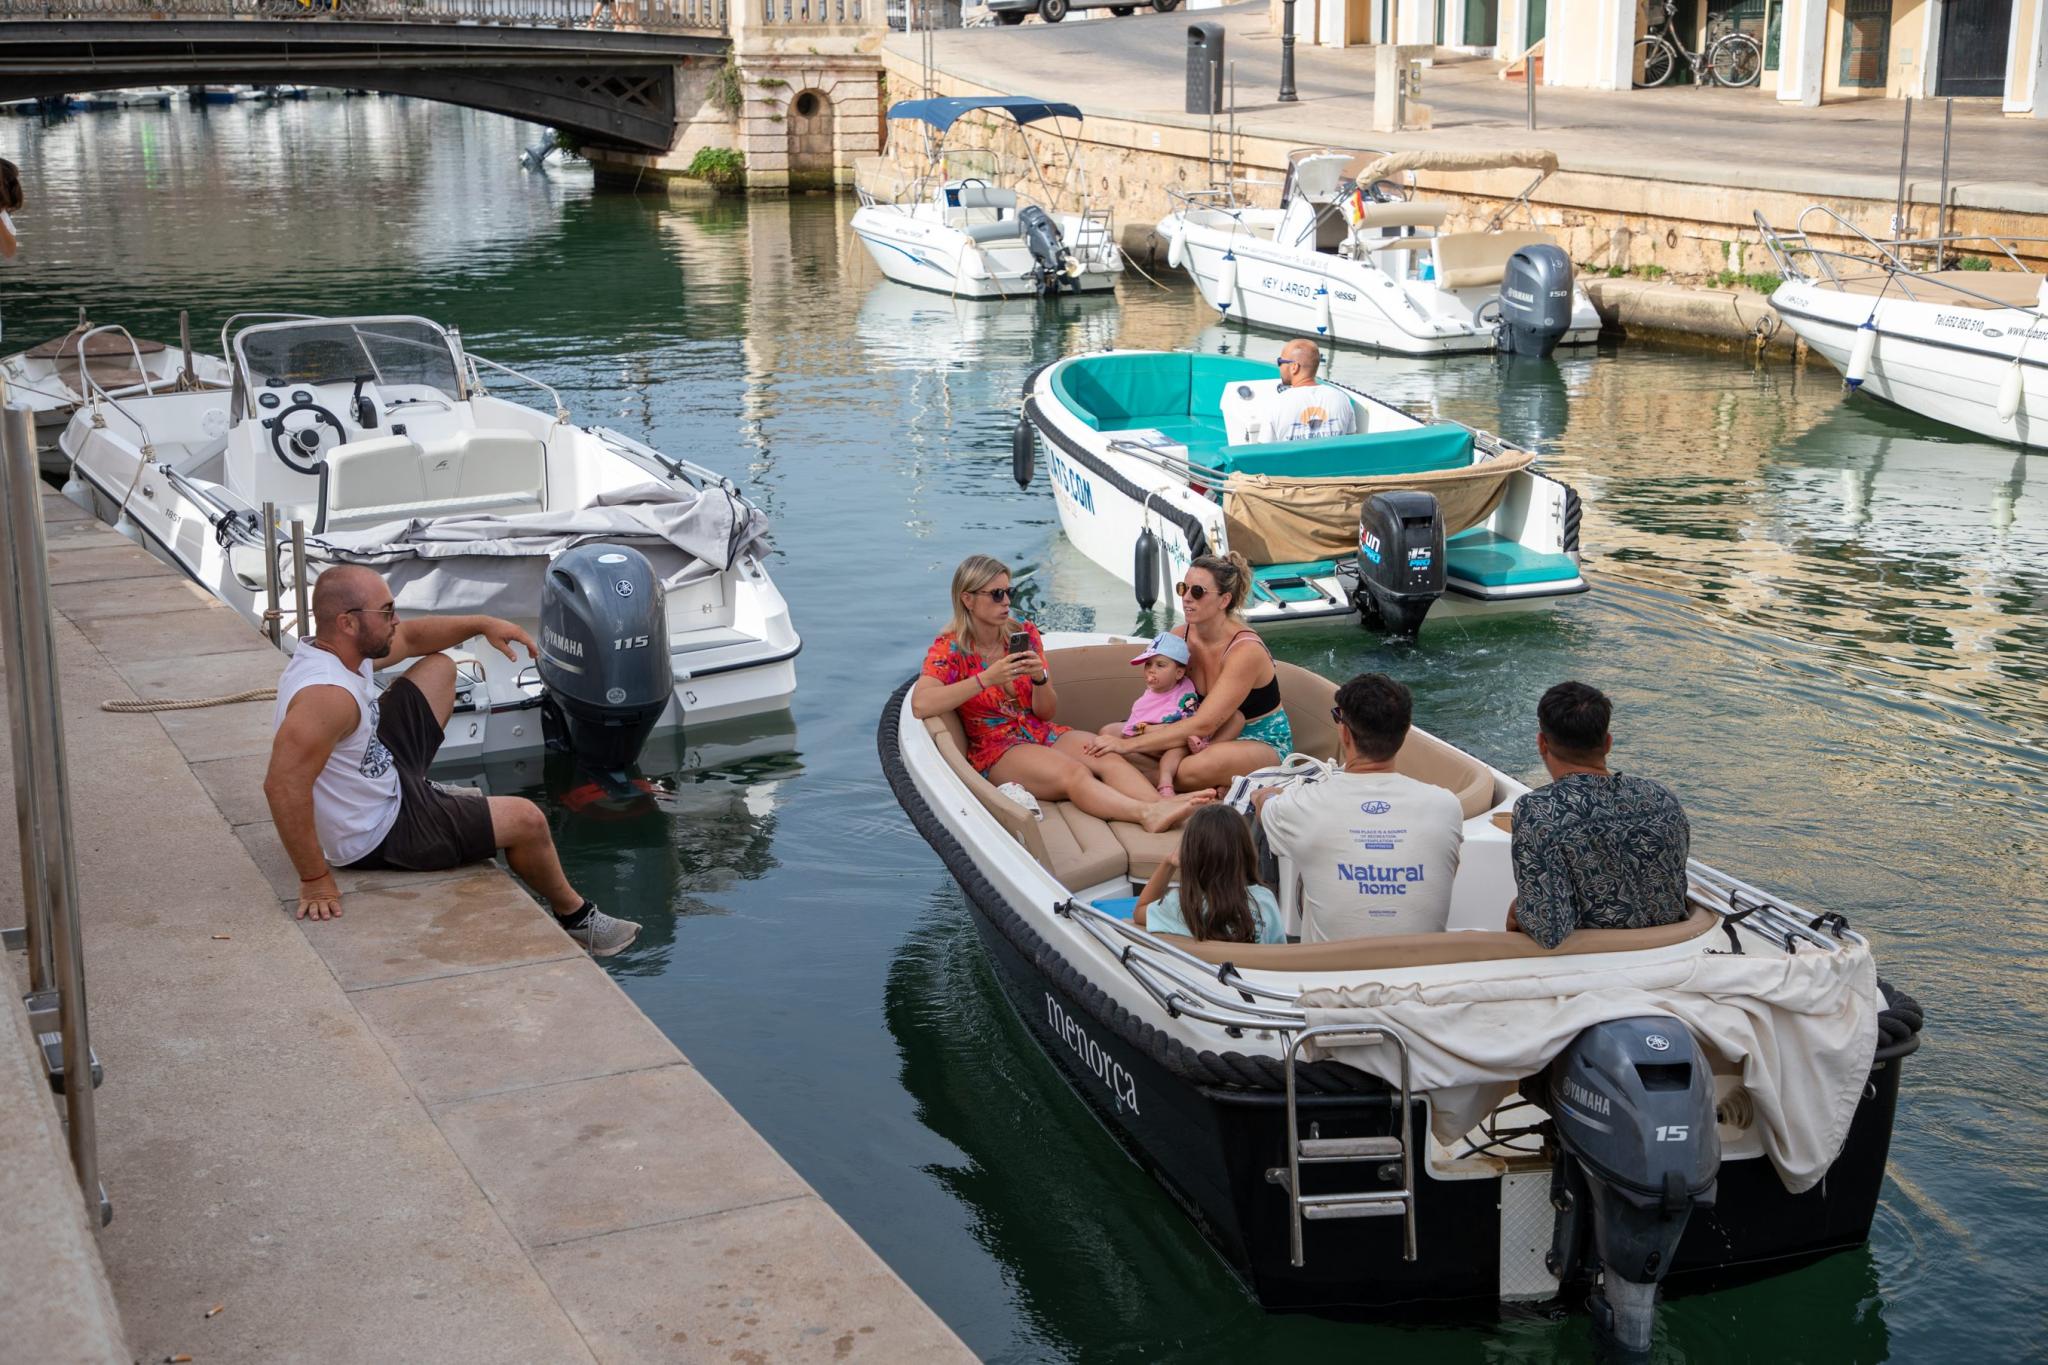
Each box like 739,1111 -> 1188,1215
537,544 -> 673,773
1547,1017 -> 1721,1356
1352,490 -> 1444,638
1017,205 -> 1076,296
1495,243 -> 1575,357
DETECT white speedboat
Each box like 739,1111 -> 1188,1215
2,314 -> 233,465
1017,349 -> 1585,634
852,96 -> 1122,299
1159,148 -> 1601,357
1760,208 -> 2047,448
59,314 -> 798,770
881,636 -> 1921,1348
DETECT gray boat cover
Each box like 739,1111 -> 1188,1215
292,481 -> 769,617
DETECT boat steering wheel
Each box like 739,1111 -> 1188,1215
1365,178 -> 1408,203
264,389 -> 348,474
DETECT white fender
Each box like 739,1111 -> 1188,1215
1845,320 -> 1877,390
1166,222 -> 1186,271
1996,362 -> 2024,424
1314,286 -> 1333,337
1217,252 -> 1238,314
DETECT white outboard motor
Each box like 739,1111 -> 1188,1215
537,544 -> 673,773
1352,490 -> 1444,638
1017,205 -> 1076,296
1547,1017 -> 1721,1356
1495,243 -> 1575,357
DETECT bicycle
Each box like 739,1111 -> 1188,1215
1633,0 -> 1763,88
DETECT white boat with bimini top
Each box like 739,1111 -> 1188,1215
1159,149 -> 1600,357
880,636 -> 1924,1351
852,96 -> 1122,299
1016,349 -> 1585,635
58,313 -> 798,772
2,312 -> 233,459
1759,207 -> 2048,448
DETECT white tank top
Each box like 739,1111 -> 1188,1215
272,644 -> 402,866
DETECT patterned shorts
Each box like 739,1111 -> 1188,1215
1239,708 -> 1293,756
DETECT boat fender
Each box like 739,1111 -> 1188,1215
1997,362 -> 2024,424
1217,251 -> 1238,315
1314,285 -> 1332,337
1133,529 -> 1161,610
1166,223 -> 1186,271
1845,319 -> 1878,391
1011,419 -> 1035,489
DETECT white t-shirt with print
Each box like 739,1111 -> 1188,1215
1261,771 -> 1463,940
1261,382 -> 1357,443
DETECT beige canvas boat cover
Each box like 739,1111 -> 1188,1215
1353,149 -> 1559,184
1221,449 -> 1536,564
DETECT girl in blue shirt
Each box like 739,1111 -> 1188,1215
1136,804 -> 1285,944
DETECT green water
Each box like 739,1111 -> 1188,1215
5,100 -> 2044,1363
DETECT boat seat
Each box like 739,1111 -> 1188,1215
321,428 -> 546,532
1159,905 -> 1718,969
1431,230 -> 1555,290
323,435 -> 428,529
923,713 -> 1134,891
1351,202 -> 1451,231
1820,268 -> 2045,309
963,220 -> 1027,245
952,185 -> 1019,213
1202,424 -> 1475,479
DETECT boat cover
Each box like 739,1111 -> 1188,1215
1221,450 -> 1535,564
1352,148 -> 1559,184
885,96 -> 1084,131
296,481 -> 768,617
1297,938 -> 1880,1192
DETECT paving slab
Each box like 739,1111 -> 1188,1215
190,752 -> 277,827
44,543 -> 174,585
234,819 -> 477,902
49,575 -> 216,626
294,867 -> 581,991
71,603 -> 273,666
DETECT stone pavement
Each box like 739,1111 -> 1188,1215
907,2 -> 2048,211
0,492 -> 970,1364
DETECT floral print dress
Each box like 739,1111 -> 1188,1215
921,621 -> 1069,775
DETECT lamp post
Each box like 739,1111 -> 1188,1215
1279,0 -> 1299,102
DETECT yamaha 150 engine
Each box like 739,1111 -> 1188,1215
1352,490 -> 1444,638
538,543 -> 674,773
1496,243 -> 1575,357
1547,1017 -> 1721,1356
1017,205 -> 1076,296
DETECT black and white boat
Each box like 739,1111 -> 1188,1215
880,635 -> 1923,1347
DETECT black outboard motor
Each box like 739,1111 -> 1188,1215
1547,1017 -> 1721,1356
1495,243 -> 1575,357
1352,490 -> 1444,638
537,543 -> 674,773
1017,204 -> 1075,296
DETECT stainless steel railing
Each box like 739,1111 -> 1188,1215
0,400 -> 107,1226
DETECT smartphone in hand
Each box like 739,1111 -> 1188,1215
1007,629 -> 1033,660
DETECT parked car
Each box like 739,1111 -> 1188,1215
986,0 -> 1178,23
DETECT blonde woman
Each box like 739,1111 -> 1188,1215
912,554 -> 1211,834
1084,551 -> 1292,791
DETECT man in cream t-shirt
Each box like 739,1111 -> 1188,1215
1256,673 -> 1464,940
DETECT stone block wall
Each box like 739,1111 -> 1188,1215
735,52 -> 883,193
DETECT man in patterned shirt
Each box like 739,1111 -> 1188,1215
1506,682 -> 1690,949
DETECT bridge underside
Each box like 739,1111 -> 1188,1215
0,20 -> 724,150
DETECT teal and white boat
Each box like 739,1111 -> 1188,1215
1016,350 -> 1585,633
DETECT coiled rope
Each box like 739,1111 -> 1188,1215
101,687 -> 276,714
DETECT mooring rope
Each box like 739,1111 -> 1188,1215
101,687 -> 276,713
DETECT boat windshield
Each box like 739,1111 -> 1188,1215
234,317 -> 464,405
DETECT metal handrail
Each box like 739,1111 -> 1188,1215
466,351 -> 569,422
72,323 -> 158,405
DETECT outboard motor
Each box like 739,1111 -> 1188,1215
537,543 -> 673,773
1547,1017 -> 1721,1357
1352,490 -> 1444,638
1017,205 -> 1076,296
1495,243 -> 1575,357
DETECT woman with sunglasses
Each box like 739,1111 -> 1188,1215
1084,552 -> 1293,789
913,554 -> 1213,833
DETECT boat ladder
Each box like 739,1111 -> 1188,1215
1267,1023 -> 1417,1267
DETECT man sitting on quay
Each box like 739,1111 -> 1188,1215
263,565 -> 640,957
1507,681 -> 1691,948
1255,673 -> 1463,940
1263,338 -> 1356,442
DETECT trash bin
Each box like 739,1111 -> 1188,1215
1186,22 -> 1224,116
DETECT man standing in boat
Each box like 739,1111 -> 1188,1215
263,565 -> 641,957
1263,339 -> 1355,442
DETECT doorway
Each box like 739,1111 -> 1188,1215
1526,0 -> 1546,46
1463,0 -> 1497,45
1935,0 -> 2012,96
787,88 -> 835,192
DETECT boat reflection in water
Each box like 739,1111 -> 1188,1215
465,715 -> 801,977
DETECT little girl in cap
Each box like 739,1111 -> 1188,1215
1100,633 -> 1242,797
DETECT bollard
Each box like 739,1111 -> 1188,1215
1891,98 -> 1912,240
1526,57 -> 1536,130
262,501 -> 284,646
1935,98 -> 1952,271
291,520 -> 311,640
1279,0 -> 1299,103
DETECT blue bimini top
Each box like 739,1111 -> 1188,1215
884,96 -> 1084,132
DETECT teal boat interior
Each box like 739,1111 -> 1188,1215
1050,352 -> 1475,478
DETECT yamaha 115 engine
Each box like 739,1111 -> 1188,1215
1017,205 -> 1075,296
1496,243 -> 1575,357
538,543 -> 673,773
1547,1017 -> 1721,1356
1352,490 -> 1444,638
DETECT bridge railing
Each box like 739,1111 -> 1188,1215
752,0 -> 865,25
0,0 -> 723,32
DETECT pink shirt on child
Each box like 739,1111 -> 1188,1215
1123,679 -> 1200,736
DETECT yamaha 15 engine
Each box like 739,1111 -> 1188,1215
1017,205 -> 1074,296
1496,243 -> 1575,357
537,543 -> 674,773
1547,1017 -> 1721,1356
1352,490 -> 1444,638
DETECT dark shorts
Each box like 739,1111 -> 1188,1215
341,677 -> 497,873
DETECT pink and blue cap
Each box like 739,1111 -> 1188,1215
1129,633 -> 1191,667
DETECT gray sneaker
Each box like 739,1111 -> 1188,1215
564,906 -> 640,958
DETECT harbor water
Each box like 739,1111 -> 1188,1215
4,100 -> 2043,1362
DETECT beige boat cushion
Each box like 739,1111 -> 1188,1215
1432,230 -> 1556,290
1352,202 -> 1452,231
1159,905 -> 1718,968
1818,268 -> 2043,310
924,712 -> 1128,891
